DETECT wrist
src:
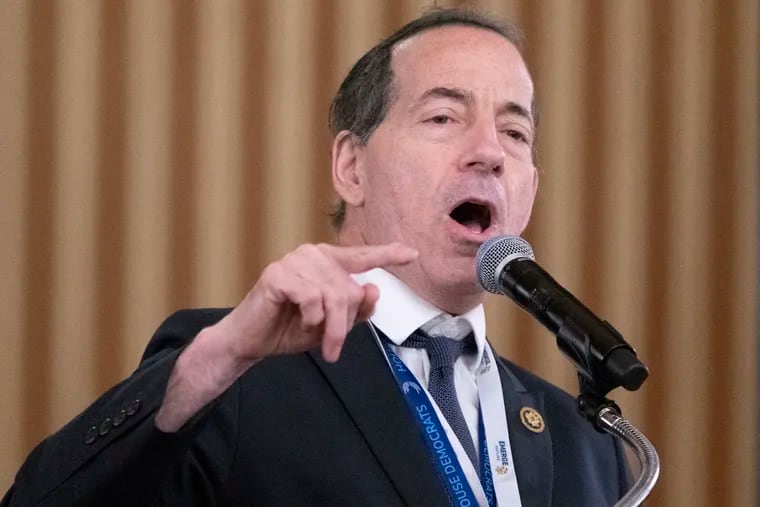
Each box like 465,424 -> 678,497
155,324 -> 258,432
188,323 -> 258,385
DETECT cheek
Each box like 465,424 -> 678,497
367,147 -> 432,206
361,131 -> 449,235
362,155 -> 419,234
504,167 -> 537,229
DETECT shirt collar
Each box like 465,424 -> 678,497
352,268 -> 487,371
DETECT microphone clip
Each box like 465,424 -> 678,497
576,374 -> 623,432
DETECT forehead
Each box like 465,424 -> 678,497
390,25 -> 533,107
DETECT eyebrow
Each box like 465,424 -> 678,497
498,101 -> 534,127
415,86 -> 475,107
412,86 -> 534,126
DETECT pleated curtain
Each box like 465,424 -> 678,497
0,1 -> 757,505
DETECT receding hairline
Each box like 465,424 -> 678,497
387,21 -> 526,83
392,20 -> 520,52
327,9 -> 532,230
381,24 -> 535,130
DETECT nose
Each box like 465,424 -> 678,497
461,119 -> 505,175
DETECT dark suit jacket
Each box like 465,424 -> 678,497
3,308 -> 630,506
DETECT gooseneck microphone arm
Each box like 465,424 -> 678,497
597,408 -> 660,506
476,236 -> 660,506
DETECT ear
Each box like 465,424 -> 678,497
331,130 -> 365,206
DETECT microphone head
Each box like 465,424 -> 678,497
476,236 -> 535,294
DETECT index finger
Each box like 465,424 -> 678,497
318,243 -> 418,273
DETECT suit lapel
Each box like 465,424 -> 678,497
496,357 -> 554,507
309,324 -> 449,507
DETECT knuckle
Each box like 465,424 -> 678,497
281,250 -> 300,265
350,282 -> 365,299
301,289 -> 322,307
296,243 -> 319,257
301,311 -> 321,328
323,298 -> 342,315
346,285 -> 364,306
261,262 -> 282,280
332,292 -> 348,309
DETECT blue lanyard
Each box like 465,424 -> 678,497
381,340 -> 496,507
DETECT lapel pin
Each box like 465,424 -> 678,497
519,406 -> 545,433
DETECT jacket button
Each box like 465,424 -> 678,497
98,417 -> 112,436
84,425 -> 98,445
125,399 -> 141,416
112,409 -> 127,427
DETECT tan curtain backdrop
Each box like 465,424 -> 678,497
0,1 -> 757,505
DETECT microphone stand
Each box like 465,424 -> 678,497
576,376 -> 660,507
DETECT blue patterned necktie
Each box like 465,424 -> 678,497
403,329 -> 479,473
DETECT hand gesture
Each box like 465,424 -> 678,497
215,242 -> 418,363
156,242 -> 417,431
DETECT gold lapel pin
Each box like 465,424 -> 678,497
519,406 -> 545,433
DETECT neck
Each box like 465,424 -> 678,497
386,264 -> 484,315
336,220 -> 484,315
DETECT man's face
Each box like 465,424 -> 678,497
350,26 -> 537,311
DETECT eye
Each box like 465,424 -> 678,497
426,114 -> 453,125
504,129 -> 529,144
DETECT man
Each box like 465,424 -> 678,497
2,8 -> 629,507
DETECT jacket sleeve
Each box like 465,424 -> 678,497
1,308 -> 238,507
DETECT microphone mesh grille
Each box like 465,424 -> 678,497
475,236 -> 535,294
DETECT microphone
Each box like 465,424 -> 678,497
476,235 -> 648,392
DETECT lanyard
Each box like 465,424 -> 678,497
380,339 -> 496,507
371,321 -> 524,506
479,413 -> 496,506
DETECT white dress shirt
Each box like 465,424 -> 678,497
352,268 -> 486,459
352,268 -> 524,507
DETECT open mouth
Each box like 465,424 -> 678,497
449,201 -> 492,234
